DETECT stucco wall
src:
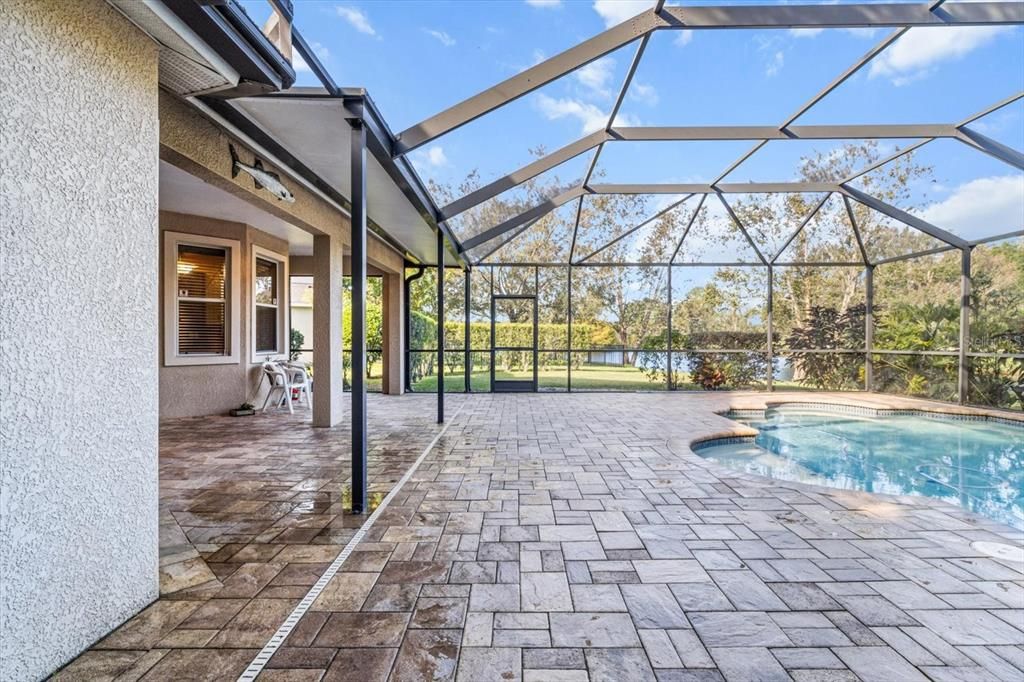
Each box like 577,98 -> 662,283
0,1 -> 160,679
159,213 -> 289,419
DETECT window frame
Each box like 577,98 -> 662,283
251,245 -> 289,361
163,231 -> 241,366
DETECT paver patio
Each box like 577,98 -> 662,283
57,392 -> 1023,681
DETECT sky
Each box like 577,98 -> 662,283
240,0 -> 1024,244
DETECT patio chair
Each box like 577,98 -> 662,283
260,361 -> 294,414
284,361 -> 312,410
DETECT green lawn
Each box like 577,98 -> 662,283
412,363 -> 673,392
349,360 -> 812,393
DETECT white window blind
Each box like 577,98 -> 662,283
176,244 -> 228,356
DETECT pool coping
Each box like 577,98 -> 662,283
672,395 -> 1024,542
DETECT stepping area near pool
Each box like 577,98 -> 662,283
57,392 -> 1024,681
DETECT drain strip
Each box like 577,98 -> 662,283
238,401 -> 466,681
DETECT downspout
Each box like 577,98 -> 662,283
404,265 -> 425,392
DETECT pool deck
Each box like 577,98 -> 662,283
56,391 -> 1023,681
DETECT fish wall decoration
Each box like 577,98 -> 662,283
229,144 -> 295,203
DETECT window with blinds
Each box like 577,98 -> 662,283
255,256 -> 280,353
176,244 -> 228,355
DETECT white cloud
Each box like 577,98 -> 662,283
869,26 -> 1010,84
412,146 -> 449,168
789,26 -> 878,40
575,57 -> 616,98
592,0 -> 655,29
674,30 -> 693,47
426,147 -> 448,166
920,176 -> 1023,236
525,0 -> 562,7
765,50 -> 785,77
789,28 -> 824,39
336,6 -> 377,36
535,94 -> 609,134
971,107 -> 1022,137
845,27 -> 880,39
920,175 -> 1023,240
424,28 -> 456,47
293,41 -> 329,73
612,110 -> 640,127
630,82 -> 659,106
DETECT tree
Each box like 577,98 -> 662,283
342,276 -> 383,378
419,140 -> 1023,407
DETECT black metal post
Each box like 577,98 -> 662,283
766,265 -> 774,392
464,269 -> 471,393
865,264 -> 874,391
489,292 -> 496,391
567,265 -> 573,392
404,267 -> 424,393
667,265 -> 673,390
958,247 -> 971,405
349,115 -> 368,515
534,267 -> 540,391
437,230 -> 445,423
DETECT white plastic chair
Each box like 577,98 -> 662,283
261,361 -> 293,414
284,361 -> 312,410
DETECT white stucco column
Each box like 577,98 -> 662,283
382,271 -> 404,395
313,233 -> 343,427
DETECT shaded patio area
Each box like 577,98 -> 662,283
156,397 -> 459,595
55,394 -> 466,680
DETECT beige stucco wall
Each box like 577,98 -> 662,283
160,91 -> 343,241
159,92 -> 408,413
0,1 -> 160,679
159,212 -> 290,419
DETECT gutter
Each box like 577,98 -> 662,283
141,0 -> 241,88
217,0 -> 295,90
159,0 -> 295,96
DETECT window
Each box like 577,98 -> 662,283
251,246 -> 288,360
289,275 -> 314,364
164,231 -> 240,366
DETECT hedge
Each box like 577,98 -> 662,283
411,314 -> 611,351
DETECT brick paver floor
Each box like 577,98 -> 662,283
56,392 -> 1023,681
54,394 -> 466,681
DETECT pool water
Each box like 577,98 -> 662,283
697,409 -> 1024,529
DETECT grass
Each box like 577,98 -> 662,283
339,360 -> 816,394
412,363 -> 673,392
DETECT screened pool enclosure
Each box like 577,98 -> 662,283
392,2 -> 1024,410
286,1 -> 1023,410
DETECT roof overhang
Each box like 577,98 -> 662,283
197,90 -> 463,266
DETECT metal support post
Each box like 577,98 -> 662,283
958,248 -> 971,404
567,265 -> 573,392
350,118 -> 368,514
667,265 -> 674,390
865,264 -> 874,391
766,265 -> 774,392
437,231 -> 445,423
464,269 -> 471,393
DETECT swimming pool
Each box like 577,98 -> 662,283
695,407 -> 1024,529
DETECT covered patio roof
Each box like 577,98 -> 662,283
193,88 -> 466,266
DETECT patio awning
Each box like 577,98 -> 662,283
195,89 -> 462,266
